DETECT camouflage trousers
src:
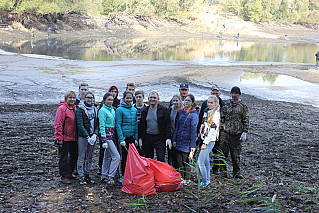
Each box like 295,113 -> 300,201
219,131 -> 242,176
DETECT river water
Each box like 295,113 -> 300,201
0,37 -> 319,107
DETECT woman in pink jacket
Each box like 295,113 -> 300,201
54,90 -> 78,184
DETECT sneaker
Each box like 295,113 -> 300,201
234,174 -> 244,179
118,176 -> 124,183
61,176 -> 71,184
107,178 -> 115,185
85,174 -> 95,184
200,182 -> 209,189
79,176 -> 87,185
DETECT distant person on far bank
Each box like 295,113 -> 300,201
75,83 -> 89,106
47,27 -> 51,37
315,51 -> 319,65
219,86 -> 249,179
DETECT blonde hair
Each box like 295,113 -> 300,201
207,95 -> 220,125
171,94 -> 183,112
64,90 -> 76,101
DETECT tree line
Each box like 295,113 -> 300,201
1,0 -> 318,24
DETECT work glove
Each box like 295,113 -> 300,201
189,151 -> 194,161
135,140 -> 138,147
102,142 -> 108,149
120,141 -> 126,147
166,139 -> 172,150
240,132 -> 247,141
88,134 -> 97,146
138,138 -> 143,148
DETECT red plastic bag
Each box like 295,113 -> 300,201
149,159 -> 182,191
121,144 -> 157,196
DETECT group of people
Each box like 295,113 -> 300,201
54,82 -> 249,189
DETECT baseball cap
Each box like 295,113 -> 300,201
231,86 -> 241,95
211,85 -> 220,91
180,83 -> 189,90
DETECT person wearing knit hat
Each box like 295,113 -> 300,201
219,86 -> 249,179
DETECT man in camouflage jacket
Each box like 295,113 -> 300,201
219,86 -> 249,179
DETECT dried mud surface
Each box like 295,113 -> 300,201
0,94 -> 318,212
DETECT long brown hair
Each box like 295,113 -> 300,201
171,94 -> 184,112
185,94 -> 196,114
207,95 -> 220,125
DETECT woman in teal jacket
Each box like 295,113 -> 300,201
98,92 -> 121,185
115,91 -> 138,176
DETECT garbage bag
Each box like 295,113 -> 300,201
121,144 -> 157,196
149,159 -> 182,191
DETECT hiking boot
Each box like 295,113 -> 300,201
61,176 -> 71,184
79,176 -> 87,185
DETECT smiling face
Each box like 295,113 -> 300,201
85,93 -> 94,105
104,95 -> 114,107
124,93 -> 133,105
172,97 -> 181,108
66,95 -> 76,106
207,97 -> 217,109
148,92 -> 159,107
184,96 -> 193,108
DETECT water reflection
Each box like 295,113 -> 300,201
240,72 -> 279,85
1,37 -> 318,63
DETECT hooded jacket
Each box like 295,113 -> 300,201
108,85 -> 120,109
115,100 -> 138,142
76,103 -> 99,138
54,101 -> 77,141
173,108 -> 198,153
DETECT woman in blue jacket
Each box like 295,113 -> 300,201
173,94 -> 198,185
115,91 -> 138,177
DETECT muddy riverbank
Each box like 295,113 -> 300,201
0,93 -> 318,212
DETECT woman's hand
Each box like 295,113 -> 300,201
190,148 -> 196,153
201,144 -> 207,150
57,140 -> 63,145
172,142 -> 176,147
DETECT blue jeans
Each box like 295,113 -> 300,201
197,141 -> 215,184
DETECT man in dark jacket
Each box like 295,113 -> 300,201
139,91 -> 171,162
219,86 -> 249,179
315,51 -> 319,65
198,85 -> 224,175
